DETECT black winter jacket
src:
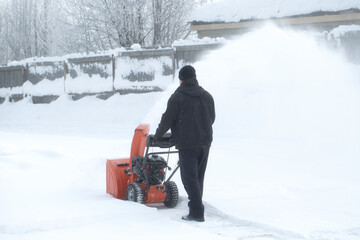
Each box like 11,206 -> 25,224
155,78 -> 215,149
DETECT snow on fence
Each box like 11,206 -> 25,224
0,66 -> 24,103
333,29 -> 360,64
66,55 -> 114,101
24,60 -> 66,103
174,43 -> 223,65
2,28 -> 358,104
0,43 -> 222,104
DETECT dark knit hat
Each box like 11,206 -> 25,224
179,65 -> 196,81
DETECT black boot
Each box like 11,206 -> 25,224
181,214 -> 205,222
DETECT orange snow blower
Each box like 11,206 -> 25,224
106,124 -> 179,207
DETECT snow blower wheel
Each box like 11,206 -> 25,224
164,181 -> 179,208
126,183 -> 144,203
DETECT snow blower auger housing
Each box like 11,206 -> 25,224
106,124 -> 179,208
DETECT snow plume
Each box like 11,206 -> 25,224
194,25 -> 360,231
197,25 -> 360,142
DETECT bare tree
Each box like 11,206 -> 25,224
0,2 -> 5,64
62,0 -> 147,51
0,0 -> 67,61
39,0 -> 51,56
1,0 -> 33,60
150,0 -> 195,46
0,0 -> 201,63
63,0 -> 194,49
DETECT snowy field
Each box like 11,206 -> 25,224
1,26 -> 360,240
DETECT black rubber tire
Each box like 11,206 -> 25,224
126,183 -> 144,204
164,181 -> 179,208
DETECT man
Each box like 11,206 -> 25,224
155,65 -> 215,222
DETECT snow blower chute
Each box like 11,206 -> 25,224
106,124 -> 179,207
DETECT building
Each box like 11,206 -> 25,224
190,1 -> 360,39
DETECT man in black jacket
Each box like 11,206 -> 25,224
155,65 -> 215,222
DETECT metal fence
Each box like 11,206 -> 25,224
3,34 -> 358,104
0,43 -> 222,104
339,31 -> 360,64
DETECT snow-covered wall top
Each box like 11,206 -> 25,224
0,42 -> 226,103
191,0 -> 360,23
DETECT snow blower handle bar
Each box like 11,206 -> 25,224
147,133 -> 175,149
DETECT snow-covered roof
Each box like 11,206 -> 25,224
191,0 -> 360,23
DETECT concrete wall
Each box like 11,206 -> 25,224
174,44 -> 223,66
0,66 -> 24,104
0,44 -> 220,104
2,34 -> 356,104
339,31 -> 360,64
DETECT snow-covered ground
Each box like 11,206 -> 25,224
1,26 -> 360,240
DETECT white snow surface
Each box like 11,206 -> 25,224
191,0 -> 360,22
1,26 -> 360,240
173,37 -> 227,47
330,24 -> 360,38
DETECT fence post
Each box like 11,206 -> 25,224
21,65 -> 25,99
112,54 -> 116,94
23,64 -> 29,99
63,61 -> 67,94
171,48 -> 176,82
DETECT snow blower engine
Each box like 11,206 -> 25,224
106,124 -> 179,207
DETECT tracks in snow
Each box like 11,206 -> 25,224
155,196 -> 305,240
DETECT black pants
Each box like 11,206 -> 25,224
179,145 -> 210,218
